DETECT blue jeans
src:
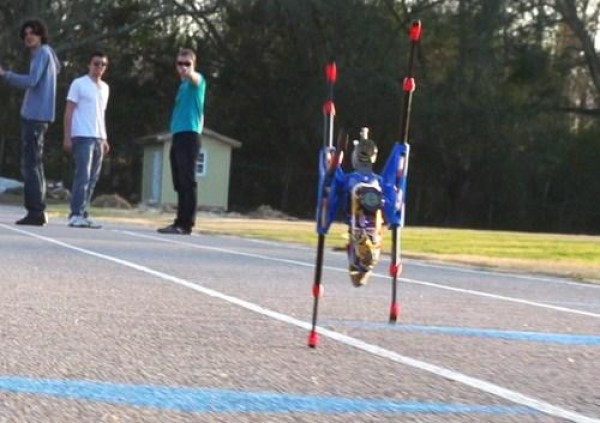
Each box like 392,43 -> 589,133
21,119 -> 49,216
70,137 -> 103,217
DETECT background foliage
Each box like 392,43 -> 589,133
1,0 -> 600,233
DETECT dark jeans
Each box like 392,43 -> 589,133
21,119 -> 49,216
170,131 -> 201,230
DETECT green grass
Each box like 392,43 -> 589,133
402,228 -> 600,263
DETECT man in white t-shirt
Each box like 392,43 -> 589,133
63,51 -> 110,228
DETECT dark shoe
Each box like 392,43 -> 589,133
157,224 -> 191,235
16,212 -> 48,226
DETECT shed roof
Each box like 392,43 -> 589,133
136,128 -> 242,149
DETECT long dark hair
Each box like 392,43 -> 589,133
20,19 -> 49,44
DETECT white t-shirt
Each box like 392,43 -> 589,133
67,75 -> 109,139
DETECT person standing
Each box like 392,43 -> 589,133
63,52 -> 110,229
0,19 -> 61,226
158,49 -> 206,235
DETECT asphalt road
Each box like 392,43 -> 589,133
1,205 -> 599,423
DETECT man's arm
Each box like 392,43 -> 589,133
101,84 -> 110,155
1,48 -> 51,90
63,100 -> 76,153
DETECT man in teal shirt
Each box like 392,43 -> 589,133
158,49 -> 206,234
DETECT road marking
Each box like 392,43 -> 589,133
2,224 -> 599,423
0,377 -> 537,415
396,275 -> 600,319
323,321 -> 600,345
117,230 -> 600,319
405,260 -> 600,287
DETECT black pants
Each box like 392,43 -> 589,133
170,131 -> 201,230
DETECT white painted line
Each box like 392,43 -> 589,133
397,276 -> 600,319
118,230 -> 600,320
405,260 -> 600,288
237,237 -> 313,251
203,232 -> 599,288
2,224 -> 599,423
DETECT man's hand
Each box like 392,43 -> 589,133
187,69 -> 201,86
0,65 -> 5,77
102,140 -> 110,155
62,138 -> 72,153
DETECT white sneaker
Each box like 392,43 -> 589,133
68,215 -> 83,226
85,217 -> 102,229
68,215 -> 101,229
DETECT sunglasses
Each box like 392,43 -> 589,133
177,61 -> 192,67
92,61 -> 108,67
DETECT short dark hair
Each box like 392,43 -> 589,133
178,49 -> 196,63
20,19 -> 49,44
89,51 -> 108,63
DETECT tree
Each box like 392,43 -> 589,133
0,0 -> 224,197
206,0 -> 410,214
1,0 -> 598,233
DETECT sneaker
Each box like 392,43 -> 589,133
84,217 -> 102,229
157,224 -> 191,235
16,212 -> 48,226
69,215 -> 101,229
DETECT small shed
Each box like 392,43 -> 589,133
137,128 -> 242,211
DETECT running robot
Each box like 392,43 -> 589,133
308,21 -> 422,348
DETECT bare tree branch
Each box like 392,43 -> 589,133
554,0 -> 600,98
54,9 -> 183,54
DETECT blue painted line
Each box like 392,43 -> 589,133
0,377 -> 536,415
324,321 -> 600,345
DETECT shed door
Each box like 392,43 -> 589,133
151,150 -> 162,202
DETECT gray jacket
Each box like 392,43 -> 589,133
3,45 -> 61,122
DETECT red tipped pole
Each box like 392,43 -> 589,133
410,19 -> 423,42
399,20 -> 421,144
326,62 -> 337,84
323,61 -> 337,149
390,20 -> 422,323
309,60 -> 337,348
308,234 -> 325,348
